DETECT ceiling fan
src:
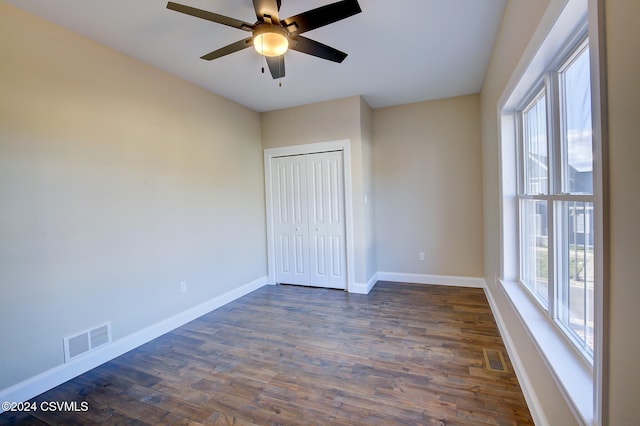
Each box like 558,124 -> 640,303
166,0 -> 362,79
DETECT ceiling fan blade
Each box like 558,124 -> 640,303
282,0 -> 361,35
200,38 -> 253,60
290,36 -> 348,63
252,0 -> 281,23
265,55 -> 285,79
167,2 -> 253,31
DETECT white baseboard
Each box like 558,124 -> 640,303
0,276 -> 269,412
376,272 -> 486,288
483,283 -> 549,426
349,273 -> 378,294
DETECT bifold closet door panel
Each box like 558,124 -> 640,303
306,152 -> 346,289
271,155 -> 310,285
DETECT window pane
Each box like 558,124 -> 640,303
557,201 -> 594,355
562,47 -> 593,194
521,199 -> 549,305
523,94 -> 548,195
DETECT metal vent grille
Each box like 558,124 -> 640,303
67,333 -> 90,359
90,324 -> 110,348
483,348 -> 508,372
64,322 -> 112,362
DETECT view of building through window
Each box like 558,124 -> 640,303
558,45 -> 594,354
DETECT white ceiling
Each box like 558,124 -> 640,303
4,0 -> 506,112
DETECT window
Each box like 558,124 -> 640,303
498,2 -> 605,421
520,91 -> 550,305
516,38 -> 595,361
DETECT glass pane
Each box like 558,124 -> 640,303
557,201 -> 594,356
521,199 -> 549,305
523,94 -> 548,195
562,47 -> 593,194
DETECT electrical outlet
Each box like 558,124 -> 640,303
419,252 -> 426,261
180,281 -> 188,293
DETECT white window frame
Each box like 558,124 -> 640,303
517,88 -> 552,310
496,0 -> 607,424
516,36 -> 595,363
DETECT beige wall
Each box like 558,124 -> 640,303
480,0 -> 578,423
261,96 -> 376,285
603,0 -> 640,422
360,98 -> 377,280
261,97 -> 362,150
481,0 -> 640,423
0,3 -> 266,390
373,95 -> 484,277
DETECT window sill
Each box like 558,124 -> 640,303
499,279 -> 593,425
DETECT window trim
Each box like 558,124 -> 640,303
495,0 -> 607,423
515,33 -> 595,364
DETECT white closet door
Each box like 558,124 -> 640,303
270,151 -> 347,290
307,152 -> 346,289
271,155 -> 310,285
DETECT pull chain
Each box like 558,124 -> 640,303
260,37 -> 265,75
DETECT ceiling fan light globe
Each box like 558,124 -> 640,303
254,31 -> 289,57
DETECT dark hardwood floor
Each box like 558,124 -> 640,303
0,282 -> 533,425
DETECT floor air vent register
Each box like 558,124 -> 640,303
483,348 -> 508,372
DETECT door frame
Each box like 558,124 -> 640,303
264,140 -> 355,292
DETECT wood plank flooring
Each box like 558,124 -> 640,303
0,282 -> 533,425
